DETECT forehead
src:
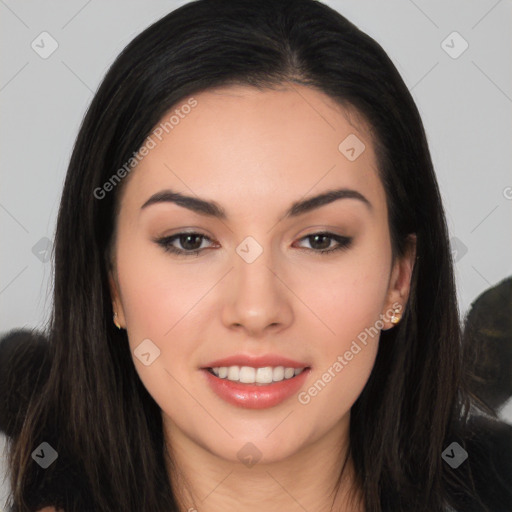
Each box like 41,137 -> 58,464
118,84 -> 385,218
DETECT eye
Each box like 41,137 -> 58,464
154,231 -> 352,257
154,232 -> 216,257
294,232 -> 352,255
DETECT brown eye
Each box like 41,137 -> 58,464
176,233 -> 204,251
295,232 -> 352,255
154,232 -> 215,256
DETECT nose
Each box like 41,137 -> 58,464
221,247 -> 294,338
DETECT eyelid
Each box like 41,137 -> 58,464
293,232 -> 352,255
152,231 -> 216,256
153,229 -> 352,257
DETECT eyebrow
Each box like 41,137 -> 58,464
140,187 -> 372,219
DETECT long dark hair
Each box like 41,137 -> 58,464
5,0 -> 494,510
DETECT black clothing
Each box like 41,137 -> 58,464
1,330 -> 511,511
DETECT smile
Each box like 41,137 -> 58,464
207,365 -> 307,385
202,366 -> 311,409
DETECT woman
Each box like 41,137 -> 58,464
1,0 -> 511,510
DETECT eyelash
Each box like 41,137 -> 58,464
154,231 -> 352,257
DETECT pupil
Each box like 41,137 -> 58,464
311,234 -> 330,250
181,234 -> 201,250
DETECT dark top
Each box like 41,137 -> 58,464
1,330 -> 511,511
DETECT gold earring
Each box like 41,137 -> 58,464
113,312 -> 122,330
390,306 -> 402,325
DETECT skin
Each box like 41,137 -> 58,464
109,83 -> 416,512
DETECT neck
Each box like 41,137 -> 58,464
163,414 -> 365,512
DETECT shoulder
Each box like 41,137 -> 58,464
464,413 -> 512,475
23,444 -> 92,512
1,332 -> 95,511
0,329 -> 51,438
445,413 -> 512,510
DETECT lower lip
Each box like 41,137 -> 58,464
201,368 -> 311,409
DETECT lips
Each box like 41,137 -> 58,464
202,366 -> 311,409
202,354 -> 310,369
200,353 -> 312,409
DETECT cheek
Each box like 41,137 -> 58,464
114,237 -> 212,389
293,247 -> 391,349
311,274 -> 384,384
296,271 -> 385,422
294,244 -> 391,412
114,242 -> 212,414
116,239 -> 209,340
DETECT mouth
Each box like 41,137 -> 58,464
205,365 -> 310,386
201,365 -> 312,409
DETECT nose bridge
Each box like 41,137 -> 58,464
221,235 -> 293,334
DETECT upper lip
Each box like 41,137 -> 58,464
202,354 -> 310,369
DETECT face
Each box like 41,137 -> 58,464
109,84 -> 415,465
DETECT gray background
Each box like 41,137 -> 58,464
1,1 -> 511,509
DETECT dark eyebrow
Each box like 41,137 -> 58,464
285,188 -> 372,218
140,187 -> 372,219
141,190 -> 227,218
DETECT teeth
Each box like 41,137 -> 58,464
227,366 -> 239,381
210,365 -> 306,384
239,366 -> 255,383
272,366 -> 284,381
256,367 -> 273,383
284,367 -> 295,379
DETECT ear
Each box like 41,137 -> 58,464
109,266 -> 126,329
381,234 -> 417,331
